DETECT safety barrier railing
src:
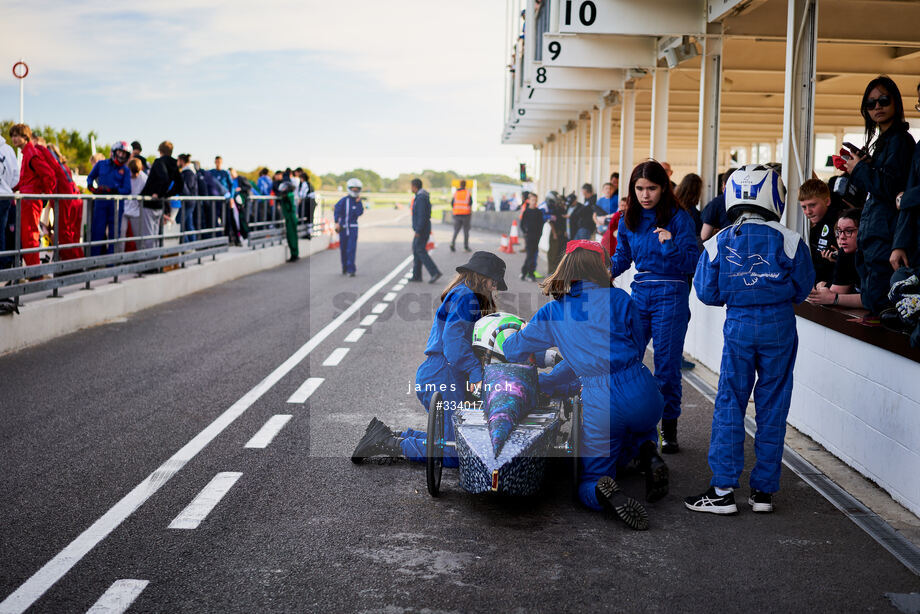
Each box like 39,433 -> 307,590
0,192 -> 320,303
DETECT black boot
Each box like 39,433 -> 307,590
638,440 -> 669,502
351,418 -> 402,463
595,476 -> 649,531
661,418 -> 679,454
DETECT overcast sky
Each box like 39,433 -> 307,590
0,0 -> 534,177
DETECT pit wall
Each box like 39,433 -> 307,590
616,267 -> 920,517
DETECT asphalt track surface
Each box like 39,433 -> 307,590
1,207 -> 918,613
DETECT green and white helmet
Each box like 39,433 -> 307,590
472,312 -> 525,361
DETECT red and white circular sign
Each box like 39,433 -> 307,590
12,62 -> 29,79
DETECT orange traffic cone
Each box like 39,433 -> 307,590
500,234 -> 512,254
509,219 -> 520,245
327,219 -> 340,249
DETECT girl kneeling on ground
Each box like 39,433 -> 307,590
502,240 -> 668,531
351,251 -> 507,466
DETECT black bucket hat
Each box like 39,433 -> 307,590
456,251 -> 508,291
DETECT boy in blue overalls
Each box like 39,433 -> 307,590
685,166 -> 815,515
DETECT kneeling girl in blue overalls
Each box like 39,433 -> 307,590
351,251 -> 507,467
611,160 -> 700,453
502,240 -> 667,531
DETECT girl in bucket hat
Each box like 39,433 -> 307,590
352,251 -> 507,466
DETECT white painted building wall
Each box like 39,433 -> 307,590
615,267 -> 920,517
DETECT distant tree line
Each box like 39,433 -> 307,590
319,169 -> 520,192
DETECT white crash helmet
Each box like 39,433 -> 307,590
472,312 -> 525,362
346,178 -> 363,190
725,164 -> 786,223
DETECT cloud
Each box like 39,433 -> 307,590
0,0 -> 533,175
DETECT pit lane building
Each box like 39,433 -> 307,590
501,0 -> 920,517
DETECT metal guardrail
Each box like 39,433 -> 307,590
0,192 -> 323,303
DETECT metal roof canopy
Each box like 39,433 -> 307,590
503,0 -> 920,197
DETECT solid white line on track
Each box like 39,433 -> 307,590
371,302 -> 388,314
168,472 -> 242,530
244,415 -> 293,449
286,377 -> 325,404
322,348 -> 350,366
0,255 -> 414,614
360,315 -> 378,326
344,328 -> 366,343
383,292 -> 397,302
85,579 -> 149,614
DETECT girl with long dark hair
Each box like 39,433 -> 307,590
610,161 -> 700,453
843,76 -> 916,313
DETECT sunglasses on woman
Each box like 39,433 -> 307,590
865,95 -> 891,110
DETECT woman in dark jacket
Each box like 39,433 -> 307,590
892,80 -> 920,271
844,76 -> 916,314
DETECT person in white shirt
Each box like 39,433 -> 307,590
118,158 -> 147,253
0,135 -> 19,267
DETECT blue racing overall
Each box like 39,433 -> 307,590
503,281 -> 664,511
611,207 -> 699,422
334,194 -> 364,274
695,214 -> 814,492
399,283 -> 485,468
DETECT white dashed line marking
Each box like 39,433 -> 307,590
391,284 -> 404,292
168,472 -> 242,530
360,315 -> 378,326
383,292 -> 397,302
0,257 -> 415,614
85,580 -> 149,614
322,348 -> 350,366
244,415 -> 292,449
344,328 -> 366,343
371,302 -> 388,314
287,377 -> 324,403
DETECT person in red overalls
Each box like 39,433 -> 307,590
35,140 -> 84,260
9,124 -> 55,267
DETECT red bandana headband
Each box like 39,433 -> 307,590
565,239 -> 604,255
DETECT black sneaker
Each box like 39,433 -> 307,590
638,441 -> 669,503
428,272 -> 442,284
407,277 -> 423,282
449,244 -> 456,252
595,476 -> 649,531
661,418 -> 679,454
680,357 -> 695,370
351,418 -> 400,463
520,273 -> 527,281
748,489 -> 774,513
684,487 -> 738,515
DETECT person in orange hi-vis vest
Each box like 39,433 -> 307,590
450,180 -> 472,252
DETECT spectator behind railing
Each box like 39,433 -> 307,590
0,132 -> 19,268
10,124 -> 55,267
177,154 -> 198,243
43,142 -> 84,261
892,80 -> 920,272
87,141 -> 131,256
808,209 -> 864,309
842,76 -> 916,315
130,141 -> 150,173
139,141 -> 180,250
117,158 -> 146,253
